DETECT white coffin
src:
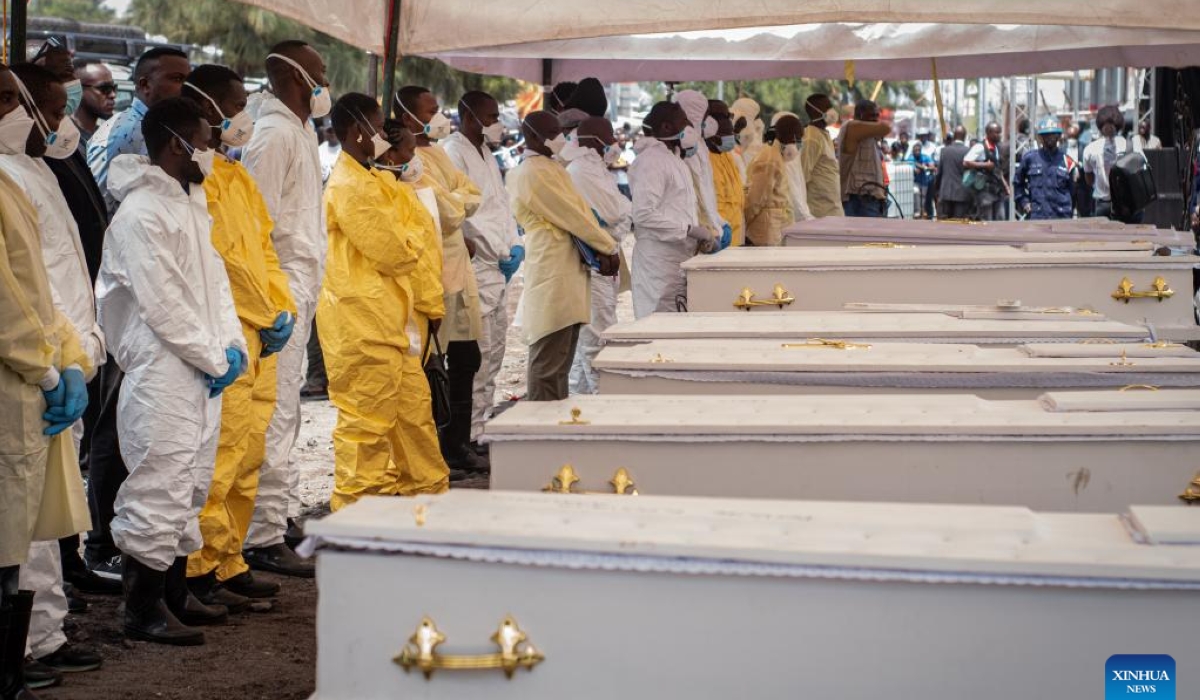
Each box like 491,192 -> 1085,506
603,311 -> 1152,347
484,391 -> 1200,511
681,246 -> 1199,337
595,339 -> 1200,398
308,492 -> 1200,700
781,216 -> 1189,247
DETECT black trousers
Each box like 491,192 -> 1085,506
441,340 -> 481,461
305,319 -> 327,390
83,358 -> 127,562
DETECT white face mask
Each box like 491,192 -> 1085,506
701,115 -> 718,139
544,132 -> 568,156
397,95 -> 452,140
399,153 -> 424,182
166,126 -> 215,178
0,108 -> 35,155
43,117 -> 80,160
482,121 -> 504,145
267,53 -> 330,119
680,125 -> 700,151
782,143 -> 800,162
185,82 -> 255,147
556,140 -> 591,163
579,134 -> 621,166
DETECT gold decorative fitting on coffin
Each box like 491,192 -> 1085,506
734,284 -> 796,310
1119,384 -> 1159,392
1180,473 -> 1200,504
650,353 -> 674,364
849,242 -> 914,249
412,504 -> 428,527
542,465 -> 639,495
1111,276 -> 1174,303
394,616 -> 544,680
781,338 -> 872,350
1109,350 -> 1135,367
1143,341 -> 1184,349
558,407 -> 589,425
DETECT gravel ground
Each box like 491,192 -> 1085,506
48,265 -> 636,699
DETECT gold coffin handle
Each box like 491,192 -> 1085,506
1112,276 -> 1175,303
542,465 -> 639,495
1181,473 -> 1200,504
394,616 -> 544,680
734,284 -> 796,310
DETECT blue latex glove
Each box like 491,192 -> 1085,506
259,311 -> 295,355
208,347 -> 247,398
498,245 -> 525,283
42,368 -> 88,428
42,376 -> 71,435
720,223 -> 733,250
590,208 -> 609,229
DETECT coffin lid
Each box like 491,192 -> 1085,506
602,312 -> 1151,342
681,245 -> 1200,270
484,392 -> 1200,438
308,492 -> 1200,582
594,339 -> 1200,373
782,218 -> 1186,247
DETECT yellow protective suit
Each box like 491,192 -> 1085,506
507,153 -> 618,346
744,144 -> 794,247
0,169 -> 91,568
318,153 -> 433,511
415,145 -> 482,345
709,150 -> 747,247
188,157 -> 296,581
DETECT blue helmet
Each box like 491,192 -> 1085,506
1037,117 -> 1063,136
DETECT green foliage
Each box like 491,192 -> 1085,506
28,0 -> 115,23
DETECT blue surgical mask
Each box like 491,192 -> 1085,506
63,79 -> 83,114
718,134 -> 737,153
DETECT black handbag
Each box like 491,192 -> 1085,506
423,322 -> 452,431
1109,151 -> 1158,223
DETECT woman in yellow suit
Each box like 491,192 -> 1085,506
318,93 -> 442,510
182,66 -> 299,607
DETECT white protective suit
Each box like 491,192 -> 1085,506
565,148 -> 632,394
730,97 -> 765,180
241,94 -> 325,549
628,137 -> 699,319
0,154 -> 106,377
442,132 -> 520,440
783,156 -> 815,222
96,155 -> 245,571
0,150 -> 105,661
675,90 -> 727,236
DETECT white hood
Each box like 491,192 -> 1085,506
107,154 -> 186,204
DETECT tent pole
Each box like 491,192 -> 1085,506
541,58 -> 553,88
1008,76 -> 1017,221
366,53 -> 379,97
380,0 -> 402,113
10,0 -> 27,63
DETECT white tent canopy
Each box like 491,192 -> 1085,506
235,0 -> 1200,81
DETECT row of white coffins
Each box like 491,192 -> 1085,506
308,228 -> 1200,698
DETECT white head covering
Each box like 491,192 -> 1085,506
674,89 -> 709,130
770,111 -> 799,127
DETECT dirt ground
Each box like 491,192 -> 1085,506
44,274 -> 635,699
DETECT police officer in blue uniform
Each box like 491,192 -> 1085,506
1014,118 -> 1075,220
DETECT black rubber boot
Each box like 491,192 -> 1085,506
164,559 -> 227,626
186,572 -> 251,614
221,571 -> 280,599
1,591 -> 42,700
121,557 -> 204,646
243,543 -> 314,579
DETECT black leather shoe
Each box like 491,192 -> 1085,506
164,559 -> 227,626
63,585 -> 87,614
283,519 -> 306,551
64,567 -> 123,596
36,643 -> 102,673
221,571 -> 280,599
121,557 -> 204,646
243,543 -> 315,579
22,658 -> 61,689
187,572 -> 251,614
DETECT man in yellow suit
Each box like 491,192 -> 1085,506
319,93 -> 431,509
394,85 -> 485,477
705,98 -> 746,247
182,66 -> 297,609
744,114 -> 801,246
508,111 -> 619,401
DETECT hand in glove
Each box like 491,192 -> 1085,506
207,347 -> 247,398
498,245 -> 525,283
259,311 -> 295,357
42,367 -> 88,434
719,223 -> 733,250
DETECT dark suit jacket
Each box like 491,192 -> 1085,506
934,142 -> 971,203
